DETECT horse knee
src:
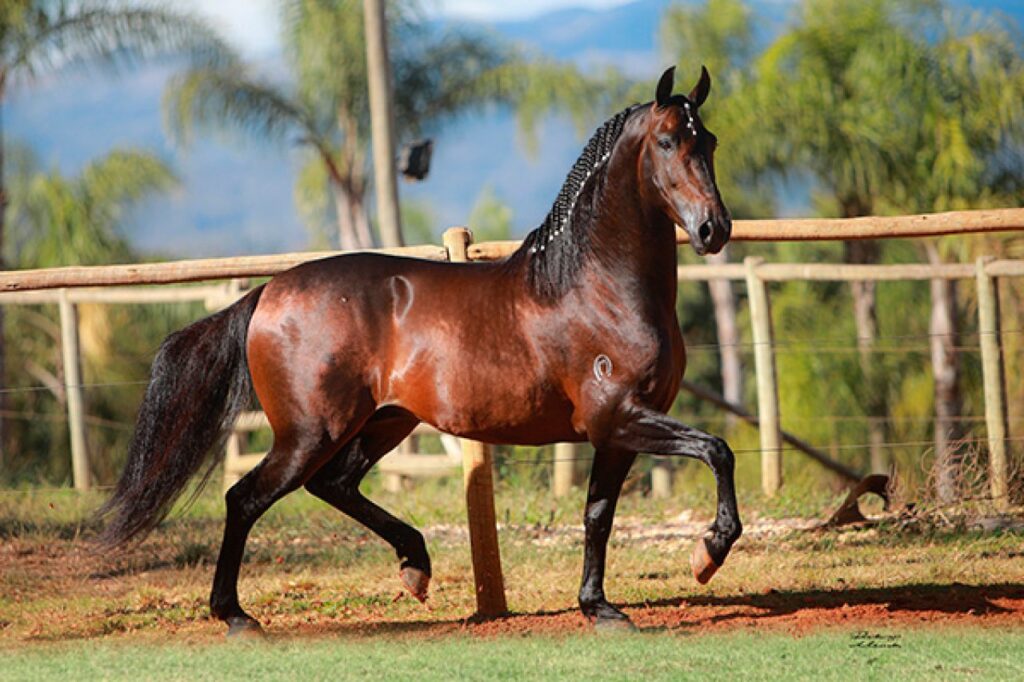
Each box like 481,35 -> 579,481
707,436 -> 735,472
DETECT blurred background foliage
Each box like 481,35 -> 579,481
1,0 -> 1023,509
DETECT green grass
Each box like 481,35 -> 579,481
2,482 -> 1021,679
2,629 -> 1021,681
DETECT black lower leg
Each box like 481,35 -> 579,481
306,469 -> 431,577
578,449 -> 636,624
209,459 -> 305,633
304,422 -> 431,587
610,405 -> 742,566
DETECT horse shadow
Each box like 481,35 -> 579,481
286,582 -> 1024,639
625,582 -> 1024,630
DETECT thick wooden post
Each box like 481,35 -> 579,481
443,227 -> 507,616
745,257 -> 782,496
976,257 -> 1009,509
363,0 -> 403,248
552,442 -> 576,497
58,289 -> 90,491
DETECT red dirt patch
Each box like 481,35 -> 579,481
271,582 -> 1024,642
3,518 -> 1023,646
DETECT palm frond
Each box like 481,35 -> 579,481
162,65 -> 327,151
9,1 -> 235,82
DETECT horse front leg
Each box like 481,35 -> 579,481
607,404 -> 742,582
578,448 -> 636,628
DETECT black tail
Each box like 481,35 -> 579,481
96,286 -> 265,549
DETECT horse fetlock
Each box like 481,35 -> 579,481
579,594 -> 630,624
210,589 -> 248,622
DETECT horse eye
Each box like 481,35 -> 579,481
657,138 -> 673,151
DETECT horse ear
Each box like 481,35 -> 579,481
656,66 -> 675,108
689,65 -> 711,108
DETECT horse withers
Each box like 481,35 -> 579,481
98,66 -> 741,635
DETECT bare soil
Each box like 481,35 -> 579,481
3,512 -> 1022,646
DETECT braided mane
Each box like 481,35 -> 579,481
519,103 -> 644,300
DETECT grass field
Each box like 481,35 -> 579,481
4,628 -> 1023,681
1,478 -> 1022,680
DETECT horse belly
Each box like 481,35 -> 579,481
385,331 -> 578,445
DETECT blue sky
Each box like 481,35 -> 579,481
178,0 -> 639,56
13,0 -> 1009,258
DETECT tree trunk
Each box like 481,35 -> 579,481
925,242 -> 963,503
363,0 -> 404,248
331,181 -> 362,251
841,195 -> 887,474
0,82 -> 8,472
351,185 -> 374,249
707,248 -> 742,427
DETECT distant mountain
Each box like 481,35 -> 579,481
6,0 -> 1022,258
487,0 -> 793,74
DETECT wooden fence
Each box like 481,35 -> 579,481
1,207 -> 1021,617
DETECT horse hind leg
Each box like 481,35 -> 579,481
304,407 -> 432,602
209,409 -> 374,637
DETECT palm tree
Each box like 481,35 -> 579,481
751,0 -> 1024,493
9,149 -> 175,268
0,0 -> 233,464
164,0 -> 610,250
5,148 -> 177,481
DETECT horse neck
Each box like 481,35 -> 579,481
583,134 -> 680,311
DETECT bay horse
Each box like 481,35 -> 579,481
98,66 -> 741,635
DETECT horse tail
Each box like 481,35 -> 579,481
96,285 -> 265,549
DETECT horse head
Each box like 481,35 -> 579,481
640,66 -> 731,255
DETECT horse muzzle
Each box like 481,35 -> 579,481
684,215 -> 731,256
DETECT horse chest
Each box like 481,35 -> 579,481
557,300 -> 683,422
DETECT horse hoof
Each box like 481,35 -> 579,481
226,617 -> 265,640
400,566 -> 430,603
593,616 -> 637,633
690,537 -> 720,585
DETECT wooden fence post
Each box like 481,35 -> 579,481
443,227 -> 507,616
745,257 -> 782,496
58,289 -> 90,491
651,458 -> 674,498
552,442 -> 577,497
976,257 -> 1010,510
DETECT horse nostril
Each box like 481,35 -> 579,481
698,220 -> 713,245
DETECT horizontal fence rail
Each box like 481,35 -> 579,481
468,208 -> 1024,260
0,245 -> 447,292
677,260 -> 1024,282
1,208 -> 1021,292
